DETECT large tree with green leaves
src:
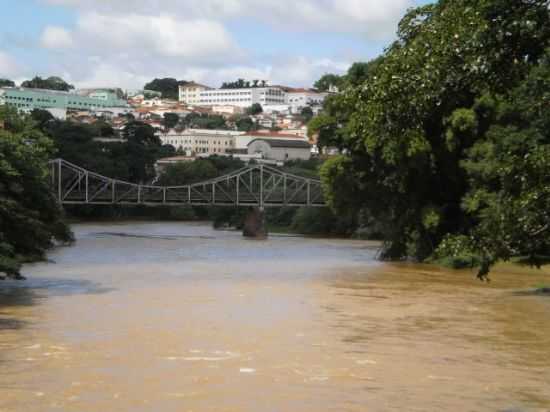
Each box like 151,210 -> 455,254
0,107 -> 72,279
21,76 -> 74,91
0,79 -> 15,87
144,78 -> 188,100
320,0 -> 550,278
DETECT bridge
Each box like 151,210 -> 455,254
49,158 -> 326,208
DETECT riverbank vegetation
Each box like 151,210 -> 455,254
0,107 -> 72,279
313,0 -> 550,279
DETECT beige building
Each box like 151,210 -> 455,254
235,131 -> 309,150
178,83 -> 211,106
159,129 -> 244,155
247,139 -> 311,162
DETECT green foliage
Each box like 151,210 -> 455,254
291,207 -> 356,236
143,78 -> 188,100
314,74 -> 343,92
235,116 -> 258,132
308,59 -> 380,151
246,103 -> 263,115
157,160 -> 218,186
221,79 -> 268,89
319,0 -> 550,278
184,112 -> 228,130
163,112 -> 180,130
0,107 -> 72,279
300,106 -> 314,123
30,109 -> 54,128
21,76 -> 74,91
0,79 -> 15,87
433,235 -> 481,269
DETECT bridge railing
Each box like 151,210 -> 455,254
49,158 -> 326,207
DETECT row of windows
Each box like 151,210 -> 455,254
204,91 -> 252,96
5,95 -> 34,102
203,99 -> 252,103
164,139 -> 232,146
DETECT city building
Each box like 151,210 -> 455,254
235,131 -> 309,150
178,82 -> 211,105
159,129 -> 244,155
179,84 -> 286,108
247,138 -> 312,162
212,105 -> 244,115
285,88 -> 328,112
0,87 -> 130,118
76,88 -> 126,101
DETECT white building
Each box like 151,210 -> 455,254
179,84 -> 286,108
285,88 -> 328,113
212,105 -> 244,115
159,129 -> 244,155
235,131 -> 309,151
247,138 -> 312,162
178,82 -> 211,105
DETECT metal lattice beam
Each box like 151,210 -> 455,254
48,158 -> 326,207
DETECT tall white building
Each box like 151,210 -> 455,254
179,84 -> 286,108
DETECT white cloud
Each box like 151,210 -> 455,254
43,0 -> 413,36
40,26 -> 75,49
76,13 -> 241,61
36,0 -> 410,88
0,51 -> 21,78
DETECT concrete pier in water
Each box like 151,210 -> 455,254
242,207 -> 267,239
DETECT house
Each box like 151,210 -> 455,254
247,138 -> 311,162
235,131 -> 309,150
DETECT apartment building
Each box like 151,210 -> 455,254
0,87 -> 129,115
159,129 -> 244,155
179,84 -> 286,108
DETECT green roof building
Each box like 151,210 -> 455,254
0,87 -> 129,112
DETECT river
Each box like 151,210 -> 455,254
1,222 -> 549,411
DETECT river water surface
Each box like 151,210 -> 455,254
1,222 -> 549,411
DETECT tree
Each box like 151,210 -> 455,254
144,78 -> 188,100
157,160 -> 218,186
184,113 -> 228,130
21,76 -> 74,91
122,122 -> 163,182
0,79 -> 15,87
30,109 -> 54,128
235,116 -> 258,132
163,112 -> 180,130
221,79 -> 267,89
300,106 -> 314,123
246,103 -> 263,115
0,106 -> 73,279
314,74 -> 342,92
436,49 -> 550,278
319,0 -> 550,278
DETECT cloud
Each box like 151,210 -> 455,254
35,0 -> 411,88
40,26 -> 75,49
75,13 -> 241,61
72,56 -> 349,90
0,51 -> 21,78
43,0 -> 413,37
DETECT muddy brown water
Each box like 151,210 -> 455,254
1,222 -> 549,412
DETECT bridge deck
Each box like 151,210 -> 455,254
49,159 -> 326,208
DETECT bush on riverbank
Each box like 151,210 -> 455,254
0,107 -> 73,280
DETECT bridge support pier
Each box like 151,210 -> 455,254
242,207 -> 267,240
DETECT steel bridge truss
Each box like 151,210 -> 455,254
49,159 -> 326,207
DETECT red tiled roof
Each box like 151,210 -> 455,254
245,131 -> 306,139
